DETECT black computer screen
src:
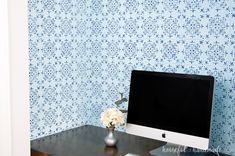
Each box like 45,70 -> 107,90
127,70 -> 214,138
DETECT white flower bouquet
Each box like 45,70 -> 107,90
101,108 -> 125,128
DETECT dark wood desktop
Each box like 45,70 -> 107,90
31,125 -> 220,156
31,125 -> 164,156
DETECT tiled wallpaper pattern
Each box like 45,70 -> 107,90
28,0 -> 235,155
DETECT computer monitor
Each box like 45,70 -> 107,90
126,70 -> 214,155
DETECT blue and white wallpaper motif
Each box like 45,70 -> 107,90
28,0 -> 235,155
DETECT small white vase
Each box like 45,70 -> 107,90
104,127 -> 118,146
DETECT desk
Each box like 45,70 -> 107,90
31,125 -> 165,156
31,125 -> 221,156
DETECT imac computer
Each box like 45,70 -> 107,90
126,70 -> 214,156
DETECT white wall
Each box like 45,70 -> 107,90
0,0 -> 30,155
0,0 -> 12,155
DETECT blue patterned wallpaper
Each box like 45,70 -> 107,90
28,0 -> 235,155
